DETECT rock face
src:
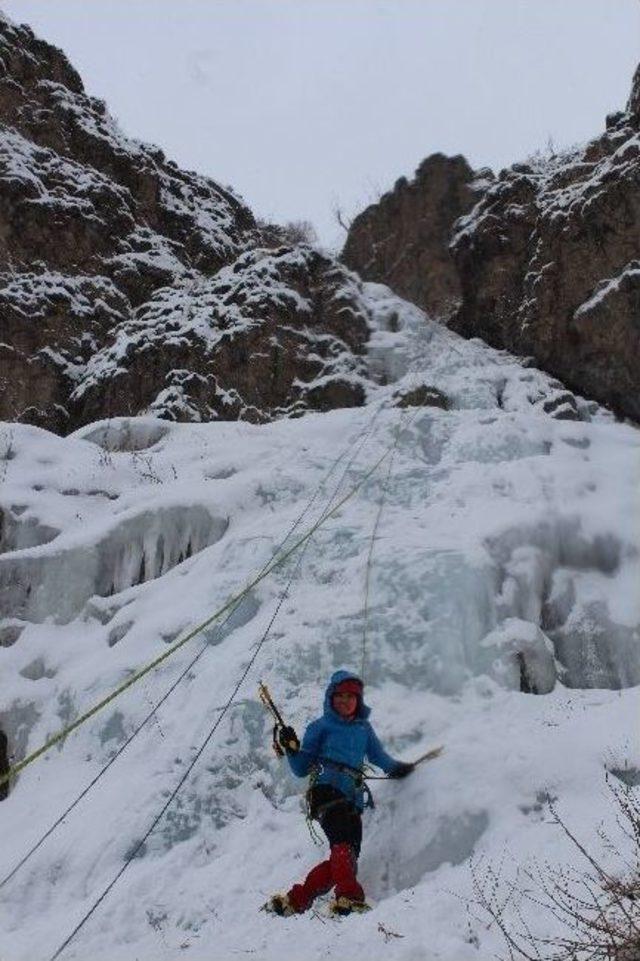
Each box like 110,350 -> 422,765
0,15 -> 370,431
72,245 -> 370,424
343,65 -> 640,422
342,154 -> 492,320
451,86 -> 640,421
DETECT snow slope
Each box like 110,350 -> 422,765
1,286 -> 639,961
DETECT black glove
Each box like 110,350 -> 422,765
278,725 -> 300,755
389,761 -> 414,779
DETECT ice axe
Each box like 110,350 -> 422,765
366,745 -> 444,780
258,681 -> 299,756
411,745 -> 444,767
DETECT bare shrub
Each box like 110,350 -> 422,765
251,218 -> 318,250
332,201 -> 352,233
471,775 -> 640,960
279,219 -> 318,245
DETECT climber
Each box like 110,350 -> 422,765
265,670 -> 414,917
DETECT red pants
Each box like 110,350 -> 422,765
288,842 -> 364,912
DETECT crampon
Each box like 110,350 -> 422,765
328,895 -> 371,916
262,893 -> 296,917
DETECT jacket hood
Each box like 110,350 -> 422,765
323,669 -> 370,720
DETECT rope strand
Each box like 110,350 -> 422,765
360,410 -> 405,680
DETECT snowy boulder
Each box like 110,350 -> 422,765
71,417 -> 172,453
392,382 -> 448,410
296,373 -> 366,414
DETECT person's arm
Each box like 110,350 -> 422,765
286,718 -> 324,778
366,724 -> 414,778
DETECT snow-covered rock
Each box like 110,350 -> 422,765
70,245 -> 372,425
450,86 -> 640,422
0,13 -> 372,433
343,62 -> 640,423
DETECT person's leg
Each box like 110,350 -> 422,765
280,786 -> 341,913
320,802 -> 364,903
287,860 -> 333,912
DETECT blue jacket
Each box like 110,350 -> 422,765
287,670 -> 399,811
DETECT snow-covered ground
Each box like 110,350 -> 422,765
1,287 -> 639,961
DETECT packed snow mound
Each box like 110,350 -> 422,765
73,417 -> 172,452
0,290 -> 638,961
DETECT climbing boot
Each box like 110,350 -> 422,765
263,893 -> 296,916
329,895 -> 371,916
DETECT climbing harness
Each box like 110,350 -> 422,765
260,672 -> 375,845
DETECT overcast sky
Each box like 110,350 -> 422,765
4,0 -> 640,247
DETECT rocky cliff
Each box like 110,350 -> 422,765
343,65 -> 640,421
342,154 -> 493,320
0,14 -> 371,432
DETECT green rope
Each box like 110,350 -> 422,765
360,410 -> 405,680
1,413 -> 410,792
304,768 -> 324,846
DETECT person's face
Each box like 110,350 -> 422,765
332,691 -> 358,718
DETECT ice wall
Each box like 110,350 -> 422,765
0,502 -> 228,624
